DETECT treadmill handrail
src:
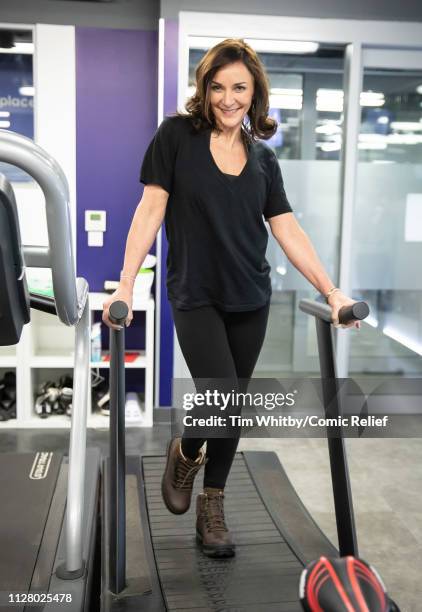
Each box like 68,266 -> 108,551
0,131 -> 89,577
299,297 -> 369,326
298,295 -> 359,556
299,298 -> 332,323
0,129 -> 83,325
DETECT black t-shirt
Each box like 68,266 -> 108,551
140,115 -> 292,311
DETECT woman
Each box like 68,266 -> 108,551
103,38 -> 359,559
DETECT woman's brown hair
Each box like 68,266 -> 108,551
176,38 -> 277,143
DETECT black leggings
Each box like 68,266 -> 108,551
171,302 -> 270,489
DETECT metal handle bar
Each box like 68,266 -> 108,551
299,298 -> 369,325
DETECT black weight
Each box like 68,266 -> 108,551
3,371 -> 16,387
109,300 -> 129,326
0,408 -> 10,422
338,301 -> 369,325
59,374 -> 73,388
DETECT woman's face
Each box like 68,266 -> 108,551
208,60 -> 254,131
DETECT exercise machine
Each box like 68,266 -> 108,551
0,131 -> 99,611
102,297 -> 398,611
0,129 -> 398,611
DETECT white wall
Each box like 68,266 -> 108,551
161,0 -> 422,21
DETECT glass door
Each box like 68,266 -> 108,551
187,40 -> 347,377
350,49 -> 422,376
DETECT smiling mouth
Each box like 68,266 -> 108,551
220,108 -> 241,114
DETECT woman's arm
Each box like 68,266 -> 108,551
120,184 -> 168,279
268,212 -> 360,329
102,184 -> 169,329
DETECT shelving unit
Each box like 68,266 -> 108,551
0,292 -> 155,429
0,346 -> 17,368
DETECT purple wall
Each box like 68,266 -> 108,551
76,27 -> 158,288
75,27 -> 159,396
76,24 -> 179,407
158,19 -> 179,406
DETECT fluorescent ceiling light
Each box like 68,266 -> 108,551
360,92 -> 385,107
0,42 -> 34,55
19,86 -> 34,96
390,121 -> 422,132
315,122 -> 342,135
387,133 -> 422,144
188,36 -> 319,54
318,142 -> 341,152
316,100 -> 343,112
358,134 -> 387,149
188,36 -> 225,49
316,89 -> 385,108
0,121 -> 11,128
358,142 -> 387,150
316,89 -> 343,112
0,111 -> 10,117
245,39 -> 319,54
359,134 -> 386,142
360,99 -> 385,107
317,89 -> 343,99
271,88 -> 303,96
270,94 -> 302,110
358,132 -> 422,146
383,325 -> 422,356
360,91 -> 384,100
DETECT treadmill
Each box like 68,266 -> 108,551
0,130 -> 386,611
101,300 -> 369,611
0,131 -> 100,612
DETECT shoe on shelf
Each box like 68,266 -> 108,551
161,436 -> 206,515
196,490 -> 235,558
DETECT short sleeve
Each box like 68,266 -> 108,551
140,116 -> 179,194
263,151 -> 293,220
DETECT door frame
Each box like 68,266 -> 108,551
172,12 -> 422,380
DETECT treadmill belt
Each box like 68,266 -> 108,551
0,452 -> 63,592
143,453 -> 305,611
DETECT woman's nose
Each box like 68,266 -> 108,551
222,92 -> 234,107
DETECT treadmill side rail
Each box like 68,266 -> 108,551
0,130 -> 91,577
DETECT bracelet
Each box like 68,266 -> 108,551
120,271 -> 136,282
325,287 -> 340,301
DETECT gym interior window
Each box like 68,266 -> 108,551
0,28 -> 34,183
188,43 -> 346,162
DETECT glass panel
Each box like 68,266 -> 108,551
188,44 -> 346,375
0,28 -> 34,183
0,29 -> 46,249
351,66 -> 422,375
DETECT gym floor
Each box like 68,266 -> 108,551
1,417 -> 420,612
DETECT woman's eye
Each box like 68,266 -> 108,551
211,85 -> 246,91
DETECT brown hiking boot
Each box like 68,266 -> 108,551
161,437 -> 206,514
196,490 -> 235,558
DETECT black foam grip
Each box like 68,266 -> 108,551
30,293 -> 57,316
109,300 -> 129,325
338,301 -> 369,325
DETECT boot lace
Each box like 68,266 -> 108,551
204,494 -> 228,532
174,455 -> 202,491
